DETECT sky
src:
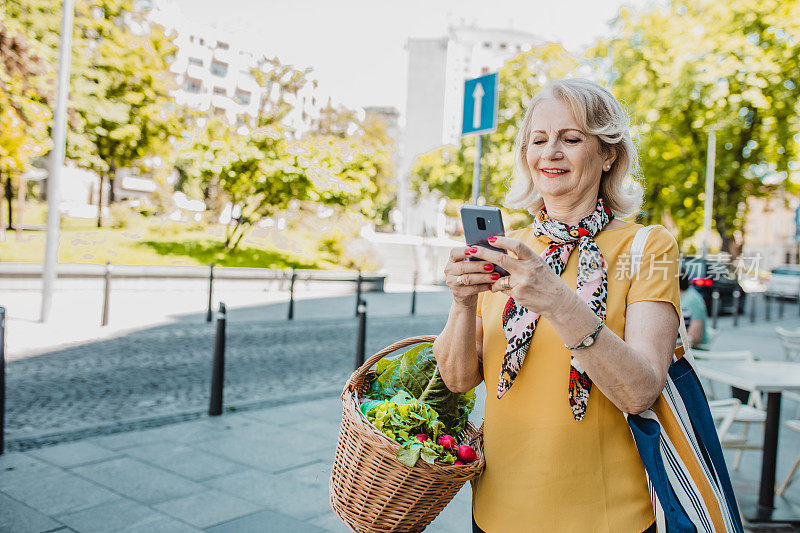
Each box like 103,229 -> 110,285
169,0 -> 650,114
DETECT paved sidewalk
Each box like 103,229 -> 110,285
3,292 -> 800,531
0,393 -> 485,532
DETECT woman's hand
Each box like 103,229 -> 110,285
468,236 -> 577,318
444,246 -> 499,307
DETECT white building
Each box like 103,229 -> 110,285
398,24 -> 543,226
149,0 -> 322,134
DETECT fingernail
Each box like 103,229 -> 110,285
491,273 -> 500,280
469,247 -> 477,253
483,264 -> 492,271
488,237 -> 497,243
464,249 -> 471,255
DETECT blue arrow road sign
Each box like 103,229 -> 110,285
462,73 -> 498,136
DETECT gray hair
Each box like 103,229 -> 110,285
505,78 -> 643,219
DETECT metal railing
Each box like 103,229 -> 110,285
0,263 -> 387,327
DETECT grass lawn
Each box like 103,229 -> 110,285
0,216 -> 330,269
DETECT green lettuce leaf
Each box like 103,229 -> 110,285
368,343 -> 476,436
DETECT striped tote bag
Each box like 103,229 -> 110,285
628,225 -> 744,533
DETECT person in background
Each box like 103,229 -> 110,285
680,267 -> 709,348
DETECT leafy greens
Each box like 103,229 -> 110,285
367,343 -> 476,437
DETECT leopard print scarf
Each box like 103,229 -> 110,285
499,198 -> 613,421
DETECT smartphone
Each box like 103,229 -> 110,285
460,205 -> 508,276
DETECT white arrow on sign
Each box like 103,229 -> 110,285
472,82 -> 485,129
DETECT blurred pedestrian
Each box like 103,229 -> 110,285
680,266 -> 710,348
434,78 -> 680,532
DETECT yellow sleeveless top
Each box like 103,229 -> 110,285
472,222 -> 680,532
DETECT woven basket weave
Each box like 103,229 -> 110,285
329,335 -> 484,533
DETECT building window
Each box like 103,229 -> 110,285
234,89 -> 251,105
213,87 -> 226,95
211,60 -> 228,77
483,42 -> 491,48
184,78 -> 201,93
212,106 -> 226,117
189,35 -> 194,43
188,57 -> 202,67
500,42 -> 507,49
217,41 -> 229,50
199,38 -> 205,46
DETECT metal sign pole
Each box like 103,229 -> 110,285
471,135 -> 483,205
41,0 -> 75,323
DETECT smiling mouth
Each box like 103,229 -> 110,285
540,169 -> 569,177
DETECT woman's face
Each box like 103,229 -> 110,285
525,98 -> 615,207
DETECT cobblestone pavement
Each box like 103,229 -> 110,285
5,314 -> 447,447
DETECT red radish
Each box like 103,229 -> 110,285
454,460 -> 464,465
414,434 -> 428,443
437,435 -> 455,450
456,445 -> 478,463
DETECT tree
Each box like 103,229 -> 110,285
6,0 -> 181,227
174,116 -> 238,216
411,43 -> 579,209
591,0 -> 800,254
0,18 -> 51,234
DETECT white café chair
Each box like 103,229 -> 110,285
776,327 -> 800,416
774,327 -> 800,495
776,326 -> 800,362
693,326 -> 720,352
693,350 -> 766,471
777,420 -> 800,496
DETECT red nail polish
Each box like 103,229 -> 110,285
488,236 -> 497,243
491,273 -> 500,280
464,249 -> 471,255
483,264 -> 493,271
469,247 -> 477,253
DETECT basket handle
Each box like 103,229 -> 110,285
345,335 -> 437,394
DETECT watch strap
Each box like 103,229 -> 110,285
564,320 -> 604,350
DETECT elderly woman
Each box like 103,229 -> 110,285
433,78 -> 681,532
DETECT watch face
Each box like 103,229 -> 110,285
584,337 -> 594,347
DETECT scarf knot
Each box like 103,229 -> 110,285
498,199 -> 613,422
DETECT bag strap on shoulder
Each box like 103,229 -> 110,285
629,225 -> 695,365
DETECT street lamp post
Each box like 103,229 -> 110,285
701,128 -> 717,277
41,0 -> 75,322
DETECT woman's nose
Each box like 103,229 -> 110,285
542,140 -> 563,160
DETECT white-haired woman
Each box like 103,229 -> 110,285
433,78 -> 680,532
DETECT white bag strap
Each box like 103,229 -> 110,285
629,225 -> 695,365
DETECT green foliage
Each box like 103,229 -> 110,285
591,0 -> 800,253
368,343 -> 476,438
0,17 -> 52,227
363,390 -> 455,467
412,43 -> 579,206
6,0 -> 182,225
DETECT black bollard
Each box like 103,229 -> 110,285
711,290 -> 720,329
354,270 -> 362,317
765,293 -> 772,321
355,299 -> 367,370
206,263 -> 214,323
732,290 -> 741,327
209,302 -> 226,416
287,267 -> 296,320
750,292 -> 757,323
0,307 -> 5,455
101,261 -> 111,326
410,271 -> 418,315
779,296 -> 785,319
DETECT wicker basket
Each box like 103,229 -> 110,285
329,335 -> 484,533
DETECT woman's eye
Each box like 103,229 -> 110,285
532,140 -> 546,145
564,138 -> 580,144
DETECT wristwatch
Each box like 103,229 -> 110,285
564,320 -> 604,350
